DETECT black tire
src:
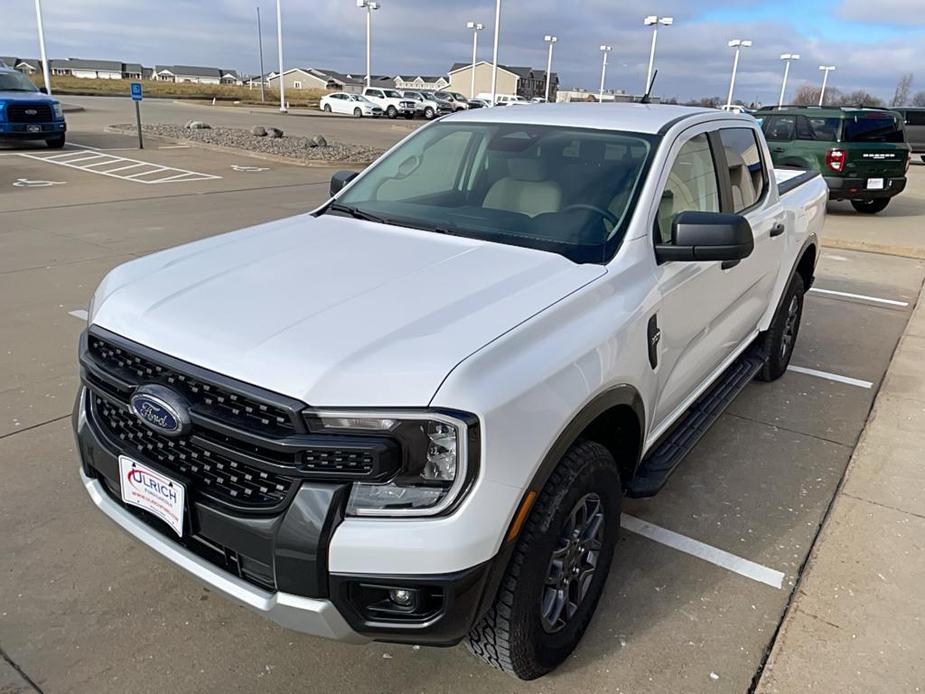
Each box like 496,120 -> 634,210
353,108 -> 363,118
851,198 -> 890,214
46,135 -> 66,149
424,107 -> 435,120
467,440 -> 621,680
404,112 -> 414,120
323,104 -> 332,113
757,273 -> 805,382
386,105 -> 398,119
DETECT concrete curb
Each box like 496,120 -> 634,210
756,276 -> 925,692
821,235 -> 925,260
105,126 -> 373,170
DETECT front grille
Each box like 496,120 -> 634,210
7,103 -> 53,123
88,335 -> 296,437
92,394 -> 294,509
304,448 -> 376,476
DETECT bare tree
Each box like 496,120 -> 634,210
891,73 -> 914,106
792,84 -> 843,106
839,89 -> 885,108
913,91 -> 925,107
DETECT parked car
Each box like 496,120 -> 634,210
477,93 -> 531,107
754,106 -> 910,213
362,87 -> 416,119
0,65 -> 67,148
434,91 -> 470,111
400,90 -> 451,120
76,103 -> 825,681
890,107 -> 925,163
467,98 -> 489,109
320,92 -> 383,118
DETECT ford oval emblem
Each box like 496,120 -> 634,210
130,384 -> 191,437
25,109 -> 38,115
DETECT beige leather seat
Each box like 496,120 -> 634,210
726,147 -> 757,211
483,158 -> 562,217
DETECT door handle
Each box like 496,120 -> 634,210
770,222 -> 786,238
772,147 -> 785,153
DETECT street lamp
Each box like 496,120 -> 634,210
467,21 -> 484,99
778,53 -> 800,107
725,39 -> 752,109
276,0 -> 286,112
33,0 -> 53,96
643,16 -> 673,95
544,35 -> 557,103
819,65 -> 836,106
599,45 -> 612,103
489,0 -> 502,105
357,0 -> 380,89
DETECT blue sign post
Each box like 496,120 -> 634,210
131,82 -> 144,149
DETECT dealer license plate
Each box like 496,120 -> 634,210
119,456 -> 186,537
27,125 -> 42,133
867,178 -> 885,190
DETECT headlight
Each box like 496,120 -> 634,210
52,102 -> 63,120
305,410 -> 477,517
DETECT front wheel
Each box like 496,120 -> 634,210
46,134 -> 66,149
467,440 -> 621,680
386,105 -> 397,119
353,108 -> 363,118
424,107 -> 435,120
758,273 -> 805,382
851,198 -> 891,214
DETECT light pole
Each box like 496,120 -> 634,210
778,53 -> 799,107
725,39 -> 752,109
256,6 -> 267,102
357,0 -> 380,89
467,21 -> 484,99
544,35 -> 557,102
644,16 -> 672,95
34,0 -> 52,95
489,0 -> 502,105
275,0 -> 286,112
599,45 -> 612,102
819,65 -> 836,106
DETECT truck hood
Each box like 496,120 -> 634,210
92,214 -> 604,406
0,91 -> 56,104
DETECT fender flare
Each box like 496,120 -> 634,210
768,233 -> 818,328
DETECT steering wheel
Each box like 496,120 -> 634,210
560,203 -> 620,227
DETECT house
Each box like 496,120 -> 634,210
267,68 -> 367,93
123,63 -> 144,80
50,58 -> 123,80
393,74 -> 450,91
154,65 -> 224,84
2,57 -> 41,75
220,70 -> 243,85
447,61 -> 557,100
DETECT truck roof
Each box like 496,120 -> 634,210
445,102 -> 729,134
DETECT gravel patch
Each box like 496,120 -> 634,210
113,123 -> 384,164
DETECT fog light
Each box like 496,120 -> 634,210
389,588 -> 414,607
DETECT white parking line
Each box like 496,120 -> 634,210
787,365 -> 874,389
621,514 -> 785,589
68,309 -> 88,321
809,287 -> 909,308
16,152 -> 222,185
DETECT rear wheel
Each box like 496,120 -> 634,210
851,198 -> 890,214
386,105 -> 398,119
323,104 -> 332,113
758,273 -> 805,382
46,134 -> 66,149
466,440 -> 621,680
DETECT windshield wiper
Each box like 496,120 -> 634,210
326,202 -> 387,225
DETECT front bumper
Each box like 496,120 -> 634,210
825,175 -> 907,200
0,121 -> 66,139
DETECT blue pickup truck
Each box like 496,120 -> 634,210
0,65 -> 67,148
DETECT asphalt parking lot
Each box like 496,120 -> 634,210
2,105 -> 925,693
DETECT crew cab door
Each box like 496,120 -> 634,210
650,123 -> 781,431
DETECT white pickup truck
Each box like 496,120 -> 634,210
361,87 -> 416,119
75,104 -> 826,680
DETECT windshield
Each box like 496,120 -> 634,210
0,71 -> 39,92
842,112 -> 904,143
355,95 -> 374,104
383,89 -> 402,98
329,122 -> 656,263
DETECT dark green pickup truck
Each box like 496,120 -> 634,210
754,107 -> 911,213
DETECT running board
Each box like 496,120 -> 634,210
626,346 -> 767,498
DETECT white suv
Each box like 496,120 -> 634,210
77,103 -> 826,680
362,87 -> 416,119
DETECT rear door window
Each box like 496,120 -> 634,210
765,116 -> 796,142
842,113 -> 904,143
719,128 -> 767,212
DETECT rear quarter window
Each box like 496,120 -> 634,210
842,113 -> 904,143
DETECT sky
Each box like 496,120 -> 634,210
4,0 -> 924,104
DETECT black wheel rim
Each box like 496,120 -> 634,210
781,293 -> 800,360
540,493 -> 605,634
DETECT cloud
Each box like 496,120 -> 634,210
838,0 -> 925,25
3,0 -> 922,104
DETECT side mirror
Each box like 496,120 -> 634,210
655,211 -> 754,264
39,86 -> 48,94
330,170 -> 359,197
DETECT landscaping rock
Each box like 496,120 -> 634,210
186,121 -> 212,130
250,125 -> 267,137
266,127 -> 284,138
308,135 -> 328,148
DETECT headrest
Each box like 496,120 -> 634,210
725,147 -> 746,168
507,158 -> 546,182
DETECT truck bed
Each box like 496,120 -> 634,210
775,168 -> 821,196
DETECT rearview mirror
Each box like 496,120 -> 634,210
655,211 -> 754,264
330,170 -> 359,197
